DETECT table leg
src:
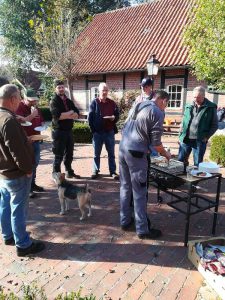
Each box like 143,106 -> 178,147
184,183 -> 192,246
212,175 -> 222,234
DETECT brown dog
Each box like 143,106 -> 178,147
52,172 -> 92,220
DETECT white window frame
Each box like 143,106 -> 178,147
91,87 -> 99,99
167,85 -> 183,109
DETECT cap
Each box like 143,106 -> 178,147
140,78 -> 153,87
24,88 -> 39,101
54,79 -> 64,87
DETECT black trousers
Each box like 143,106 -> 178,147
52,129 -> 74,173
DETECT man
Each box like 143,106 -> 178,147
178,86 -> 218,166
119,90 -> 171,239
88,82 -> 119,180
16,89 -> 45,198
0,84 -> 45,256
135,77 -> 154,104
50,80 -> 80,178
135,77 -> 158,156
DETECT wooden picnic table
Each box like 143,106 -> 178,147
163,124 -> 180,135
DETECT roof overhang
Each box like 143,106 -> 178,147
78,65 -> 191,76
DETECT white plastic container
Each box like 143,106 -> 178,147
198,162 -> 220,173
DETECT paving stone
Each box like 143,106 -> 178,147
0,132 -> 224,299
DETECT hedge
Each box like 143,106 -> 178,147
39,106 -> 52,121
210,135 -> 225,166
72,122 -> 92,144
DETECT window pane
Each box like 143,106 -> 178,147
177,101 -> 181,107
171,100 -> 175,107
177,86 -> 182,92
177,93 -> 181,100
171,93 -> 176,100
172,85 -> 176,92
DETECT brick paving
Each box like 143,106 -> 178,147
0,131 -> 225,299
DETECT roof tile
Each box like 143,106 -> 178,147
72,0 -> 191,75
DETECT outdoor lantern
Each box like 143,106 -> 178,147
146,54 -> 160,76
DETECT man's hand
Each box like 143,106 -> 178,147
30,108 -> 39,119
164,150 -> 172,161
16,115 -> 25,123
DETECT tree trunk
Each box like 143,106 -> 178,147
66,77 -> 74,101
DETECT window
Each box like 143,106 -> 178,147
91,87 -> 99,99
167,85 -> 182,108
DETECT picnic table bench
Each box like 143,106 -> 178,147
163,124 -> 180,135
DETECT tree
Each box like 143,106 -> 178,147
0,0 -> 41,68
183,0 -> 225,89
36,5 -> 87,100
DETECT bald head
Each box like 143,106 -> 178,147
0,84 -> 21,112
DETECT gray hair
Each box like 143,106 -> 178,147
0,84 -> 19,100
193,86 -> 205,96
98,82 -> 108,91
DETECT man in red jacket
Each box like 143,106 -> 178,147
16,89 -> 45,198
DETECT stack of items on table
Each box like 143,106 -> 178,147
195,242 -> 225,275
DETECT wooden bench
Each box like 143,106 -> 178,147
163,124 -> 180,135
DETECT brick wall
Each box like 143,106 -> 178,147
106,73 -> 124,90
72,69 -> 225,114
125,72 -> 141,90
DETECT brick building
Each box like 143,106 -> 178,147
68,0 -> 224,119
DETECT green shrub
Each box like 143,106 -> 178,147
39,106 -> 52,122
72,122 -> 92,144
0,284 -> 95,300
210,135 -> 225,166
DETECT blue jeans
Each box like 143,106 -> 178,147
0,176 -> 32,248
32,141 -> 41,185
92,130 -> 116,174
178,138 -> 207,166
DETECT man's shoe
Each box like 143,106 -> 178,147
32,184 -> 44,192
121,218 -> 135,231
4,237 -> 15,246
29,191 -> 36,198
91,172 -> 99,179
17,241 -> 45,257
110,172 -> 119,180
138,228 -> 162,240
66,172 -> 81,179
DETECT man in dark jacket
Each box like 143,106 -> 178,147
50,80 -> 80,178
0,84 -> 45,256
88,82 -> 119,179
178,86 -> 218,166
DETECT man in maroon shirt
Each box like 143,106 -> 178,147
16,89 -> 45,198
88,83 -> 119,179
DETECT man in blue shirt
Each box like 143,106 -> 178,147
119,90 -> 171,239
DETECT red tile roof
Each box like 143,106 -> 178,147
72,0 -> 191,75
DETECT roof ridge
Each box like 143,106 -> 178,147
94,0 -> 158,16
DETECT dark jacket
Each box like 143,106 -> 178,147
179,98 -> 218,142
50,94 -> 79,131
0,108 -> 33,179
88,98 -> 119,133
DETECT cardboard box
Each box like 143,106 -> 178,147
188,237 -> 225,300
